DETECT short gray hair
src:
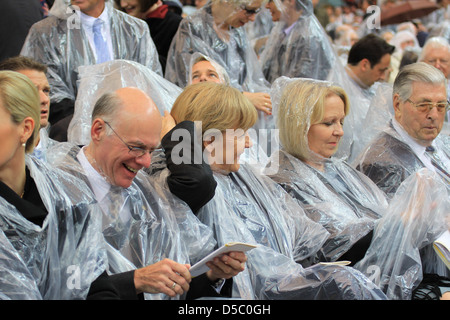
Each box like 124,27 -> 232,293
393,62 -> 447,101
91,91 -> 123,135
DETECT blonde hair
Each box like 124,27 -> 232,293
171,82 -> 257,134
277,79 -> 349,161
0,71 -> 40,153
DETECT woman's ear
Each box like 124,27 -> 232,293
21,116 -> 35,143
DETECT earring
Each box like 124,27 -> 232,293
22,142 -> 26,147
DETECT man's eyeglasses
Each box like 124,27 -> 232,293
240,5 -> 261,16
104,121 -> 161,158
406,99 -> 450,113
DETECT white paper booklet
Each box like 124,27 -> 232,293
190,242 -> 257,277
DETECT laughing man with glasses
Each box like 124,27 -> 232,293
53,86 -> 247,300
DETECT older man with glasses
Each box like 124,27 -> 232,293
50,86 -> 247,300
356,62 -> 450,198
355,61 -> 450,300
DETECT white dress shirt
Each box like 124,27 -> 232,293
79,8 -> 114,62
392,118 -> 450,173
77,147 -> 131,224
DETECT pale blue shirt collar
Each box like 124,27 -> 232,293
283,21 -> 297,36
79,7 -> 109,29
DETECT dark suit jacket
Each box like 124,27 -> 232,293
357,130 -> 425,199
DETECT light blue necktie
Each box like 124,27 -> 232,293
93,19 -> 111,64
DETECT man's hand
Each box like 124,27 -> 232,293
205,251 -> 247,281
134,258 -> 191,297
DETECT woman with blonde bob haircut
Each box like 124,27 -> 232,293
276,79 -> 350,165
171,82 -> 257,173
171,81 -> 257,135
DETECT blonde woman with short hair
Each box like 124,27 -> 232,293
276,79 -> 349,165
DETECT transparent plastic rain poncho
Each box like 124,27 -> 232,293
354,120 -> 450,199
267,77 -> 449,299
267,77 -> 386,262
20,0 -> 162,105
348,82 -> 394,165
31,127 -> 59,162
165,0 -> 270,93
259,0 -> 337,83
68,59 -> 182,146
47,143 -> 216,300
244,7 -> 274,56
327,56 -> 381,162
354,168 -> 449,300
0,156 -> 107,300
197,164 -> 388,299
266,150 -> 385,263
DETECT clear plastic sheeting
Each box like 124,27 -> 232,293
0,229 -> 42,300
68,59 -> 182,146
47,143 -> 216,300
165,0 -> 270,93
197,164 -> 387,299
0,156 -> 107,300
348,82 -> 394,166
266,149 -> 385,263
245,8 -> 274,56
32,127 -> 59,162
327,55 -> 381,162
259,0 -> 337,83
354,168 -> 450,300
20,0 -> 162,104
354,123 -> 450,198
